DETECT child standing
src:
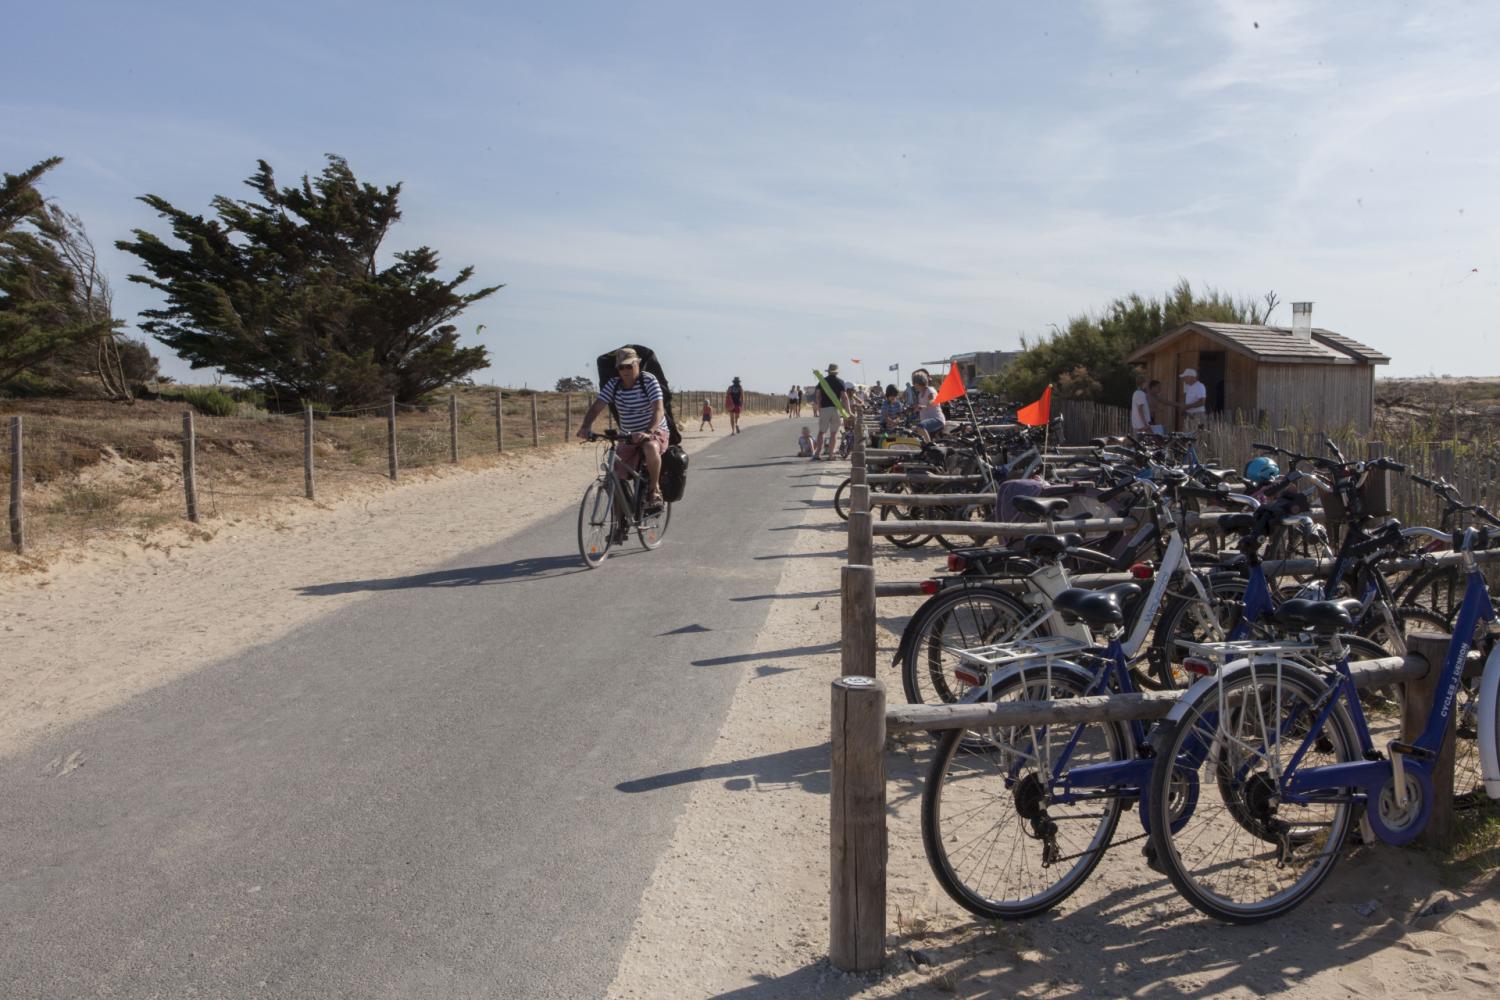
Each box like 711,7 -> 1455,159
700,398 -> 715,431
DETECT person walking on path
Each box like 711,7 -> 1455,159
786,385 -> 799,418
811,363 -> 850,461
725,377 -> 745,434
700,397 -> 715,432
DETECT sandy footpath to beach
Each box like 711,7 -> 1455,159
606,464 -> 1500,999
0,416 -> 778,760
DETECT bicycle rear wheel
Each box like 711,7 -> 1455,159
900,586 -> 1035,705
639,501 -> 671,549
1147,662 -> 1359,922
578,479 -> 615,568
922,667 -> 1129,919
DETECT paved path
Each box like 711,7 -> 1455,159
0,421 -> 828,999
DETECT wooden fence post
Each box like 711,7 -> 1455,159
531,394 -> 540,447
303,403 -> 315,500
565,393 -> 572,442
841,565 -> 877,678
387,396 -> 398,480
1404,632 -> 1456,847
830,675 -> 886,973
449,393 -> 459,464
8,415 -> 22,553
848,482 -> 873,565
181,410 -> 198,522
496,389 -> 505,453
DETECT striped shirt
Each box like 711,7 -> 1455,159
600,372 -> 667,434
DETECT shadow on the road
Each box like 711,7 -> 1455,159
752,549 -> 848,560
729,589 -> 837,602
699,459 -> 805,471
767,521 -> 846,533
295,554 -> 585,595
616,742 -> 830,795
691,641 -> 838,667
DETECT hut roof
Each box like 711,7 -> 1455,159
1126,322 -> 1390,366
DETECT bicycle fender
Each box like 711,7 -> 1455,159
960,658 -> 1098,705
1478,642 -> 1500,799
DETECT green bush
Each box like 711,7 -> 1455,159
176,386 -> 237,417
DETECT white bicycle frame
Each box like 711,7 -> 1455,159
1479,644 -> 1500,799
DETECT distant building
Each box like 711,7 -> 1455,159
920,350 -> 1022,387
1125,313 -> 1389,431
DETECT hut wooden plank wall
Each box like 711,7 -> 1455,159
1127,321 -> 1388,433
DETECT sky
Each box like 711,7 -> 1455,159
4,0 -> 1498,392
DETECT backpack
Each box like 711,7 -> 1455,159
660,445 -> 690,502
728,383 -> 743,407
594,344 -> 681,446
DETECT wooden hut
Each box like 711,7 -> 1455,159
1125,320 -> 1389,432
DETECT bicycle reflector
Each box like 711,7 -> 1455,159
1183,657 -> 1212,678
920,579 -> 941,595
1129,562 -> 1155,580
952,663 -> 985,687
946,553 -> 969,573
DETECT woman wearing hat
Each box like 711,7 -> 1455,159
725,377 -> 745,434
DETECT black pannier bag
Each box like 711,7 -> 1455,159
660,445 -> 689,502
594,343 -> 682,446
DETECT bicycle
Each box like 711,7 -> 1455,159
1144,525 -> 1500,922
577,429 -> 671,568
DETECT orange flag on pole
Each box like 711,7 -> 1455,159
931,365 -> 966,405
1016,385 -> 1052,427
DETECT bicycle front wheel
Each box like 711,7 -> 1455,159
922,667 -> 1130,919
639,501 -> 671,549
578,479 -> 615,568
1147,661 -> 1360,923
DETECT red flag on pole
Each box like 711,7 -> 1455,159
931,365 -> 966,405
1016,385 -> 1052,427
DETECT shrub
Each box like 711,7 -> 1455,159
176,386 -> 237,416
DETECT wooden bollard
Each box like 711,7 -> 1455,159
841,565 -> 877,678
847,510 -> 873,565
1404,631 -> 1456,848
181,410 -> 198,522
449,393 -> 459,463
387,396 -> 398,480
303,403 -> 315,500
495,388 -> 505,452
830,675 -> 886,973
848,483 -> 869,517
8,415 -> 22,552
531,394 -> 540,447
564,393 -> 572,443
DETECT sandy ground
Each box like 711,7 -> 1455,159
605,463 -> 1500,999
0,415 -> 778,761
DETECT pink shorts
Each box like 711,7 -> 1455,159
614,425 -> 670,479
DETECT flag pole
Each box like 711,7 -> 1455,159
1041,384 -> 1053,479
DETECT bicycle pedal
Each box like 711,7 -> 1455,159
1389,741 -> 1436,762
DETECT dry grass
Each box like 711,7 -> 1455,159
1,385 -> 774,566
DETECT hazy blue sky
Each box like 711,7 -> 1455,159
5,1 -> 1497,391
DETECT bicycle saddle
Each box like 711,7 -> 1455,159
1020,533 -> 1084,560
1272,597 -> 1362,633
1213,512 -> 1256,532
1053,583 -> 1143,629
1015,496 -> 1071,519
949,546 -> 1032,576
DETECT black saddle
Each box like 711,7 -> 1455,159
1053,583 -> 1143,629
1015,496 -> 1071,519
1214,513 -> 1256,532
1020,533 -> 1083,561
1272,597 -> 1362,633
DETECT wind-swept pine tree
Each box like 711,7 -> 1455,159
0,157 -> 117,385
118,155 -> 501,406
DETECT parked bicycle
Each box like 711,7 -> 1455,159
577,429 -> 671,568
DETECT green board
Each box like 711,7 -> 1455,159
812,370 -> 852,419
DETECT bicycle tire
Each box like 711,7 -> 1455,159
1147,661 -> 1360,923
1397,564 -> 1466,625
833,478 -> 851,521
900,586 -> 1038,706
578,479 -> 615,568
880,492 -> 933,549
922,667 -> 1130,919
639,501 -> 671,550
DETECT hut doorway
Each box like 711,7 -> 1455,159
1198,351 -> 1226,414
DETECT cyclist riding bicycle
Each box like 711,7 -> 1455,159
577,346 -> 669,512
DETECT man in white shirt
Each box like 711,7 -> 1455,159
1130,376 -> 1152,434
1180,368 -> 1207,425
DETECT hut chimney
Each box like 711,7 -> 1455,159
1291,301 -> 1313,342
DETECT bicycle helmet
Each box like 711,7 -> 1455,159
1244,455 -> 1280,486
